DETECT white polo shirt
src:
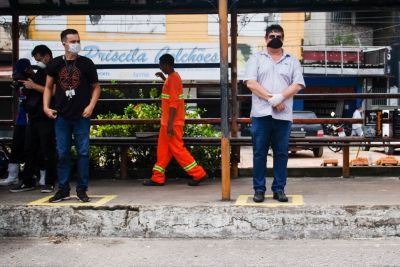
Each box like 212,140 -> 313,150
243,49 -> 305,121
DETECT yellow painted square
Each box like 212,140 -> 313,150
235,195 -> 304,207
28,195 -> 117,207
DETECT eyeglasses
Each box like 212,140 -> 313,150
267,34 -> 282,40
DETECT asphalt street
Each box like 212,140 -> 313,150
1,237 -> 399,267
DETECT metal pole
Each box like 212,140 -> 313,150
342,146 -> 350,178
230,3 -> 239,179
219,0 -> 231,201
11,15 -> 19,66
11,15 -> 19,124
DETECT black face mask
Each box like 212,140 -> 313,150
267,37 -> 283,49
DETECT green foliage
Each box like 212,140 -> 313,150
101,87 -> 125,98
90,90 -> 221,175
334,33 -> 356,45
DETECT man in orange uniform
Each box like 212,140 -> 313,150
143,54 -> 207,186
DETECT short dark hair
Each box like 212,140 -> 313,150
31,45 -> 52,58
60,29 -> 79,42
265,24 -> 284,39
159,54 -> 174,66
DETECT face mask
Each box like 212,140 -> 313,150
267,37 -> 283,49
68,43 -> 81,54
36,62 -> 46,69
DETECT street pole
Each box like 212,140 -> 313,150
219,0 -> 231,200
11,15 -> 19,124
230,2 -> 239,179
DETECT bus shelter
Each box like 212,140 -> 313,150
1,0 -> 400,201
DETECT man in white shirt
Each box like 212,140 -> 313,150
244,24 -> 305,203
352,106 -> 364,136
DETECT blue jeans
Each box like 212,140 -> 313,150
55,116 -> 90,192
251,115 -> 292,194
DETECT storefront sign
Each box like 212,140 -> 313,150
20,40 -> 254,81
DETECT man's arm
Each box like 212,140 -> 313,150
43,75 -> 57,119
155,72 -> 166,81
82,82 -> 101,118
21,79 -> 45,93
281,83 -> 304,99
245,80 -> 273,101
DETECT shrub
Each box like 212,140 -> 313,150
90,88 -> 221,176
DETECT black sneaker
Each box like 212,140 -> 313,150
9,183 -> 35,193
188,175 -> 208,186
273,191 -> 289,202
41,184 -> 54,193
77,190 -> 90,202
49,189 -> 71,203
253,191 -> 265,203
142,180 -> 164,186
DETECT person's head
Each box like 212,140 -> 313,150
60,29 -> 81,55
12,58 -> 34,80
159,53 -> 175,74
265,24 -> 284,49
31,45 -> 53,69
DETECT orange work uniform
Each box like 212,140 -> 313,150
151,71 -> 206,184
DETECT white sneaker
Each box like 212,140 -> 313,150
39,170 -> 46,186
0,163 -> 20,186
0,177 -> 19,186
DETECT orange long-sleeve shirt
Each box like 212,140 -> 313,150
161,71 -> 185,126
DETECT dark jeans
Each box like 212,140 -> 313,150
22,118 -> 57,187
9,125 -> 26,164
55,116 -> 90,192
251,115 -> 292,194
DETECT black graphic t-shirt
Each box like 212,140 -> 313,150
47,55 -> 98,120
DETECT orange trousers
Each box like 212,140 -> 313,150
151,125 -> 206,184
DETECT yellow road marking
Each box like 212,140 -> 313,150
235,195 -> 304,207
28,195 -> 117,207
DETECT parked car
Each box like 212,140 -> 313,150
291,111 -> 325,157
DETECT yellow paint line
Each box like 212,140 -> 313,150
235,195 -> 304,207
28,195 -> 117,207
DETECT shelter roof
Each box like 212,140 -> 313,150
1,0 -> 400,15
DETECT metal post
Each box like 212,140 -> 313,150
11,15 -> 19,66
219,0 -> 231,200
342,146 -> 350,178
11,15 -> 19,124
230,3 -> 239,179
120,146 -> 128,179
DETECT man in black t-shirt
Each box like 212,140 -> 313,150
10,45 -> 57,194
43,29 -> 100,203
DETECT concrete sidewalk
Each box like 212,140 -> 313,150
0,177 -> 400,206
1,177 -> 400,239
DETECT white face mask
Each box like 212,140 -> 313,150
36,62 -> 46,69
68,43 -> 81,54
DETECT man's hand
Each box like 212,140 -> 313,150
19,79 -> 35,90
155,72 -> 166,81
167,125 -> 174,137
274,103 -> 285,112
82,105 -> 94,118
268,94 -> 284,107
43,107 -> 58,119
